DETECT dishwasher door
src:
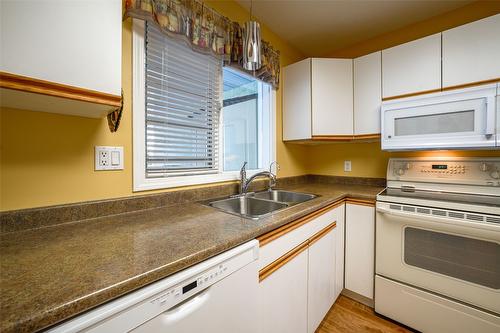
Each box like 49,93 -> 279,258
132,260 -> 258,333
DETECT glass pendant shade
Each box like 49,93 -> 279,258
242,21 -> 262,71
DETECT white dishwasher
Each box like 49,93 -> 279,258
49,240 -> 259,333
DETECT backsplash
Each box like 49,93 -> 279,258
0,175 -> 384,233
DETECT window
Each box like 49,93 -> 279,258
222,67 -> 272,172
133,20 -> 275,191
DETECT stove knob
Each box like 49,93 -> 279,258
397,168 -> 405,176
479,163 -> 489,172
491,170 -> 500,179
404,162 -> 411,170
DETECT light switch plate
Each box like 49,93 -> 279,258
95,146 -> 124,170
344,160 -> 352,172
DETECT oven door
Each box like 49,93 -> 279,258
381,84 -> 497,150
376,201 -> 500,314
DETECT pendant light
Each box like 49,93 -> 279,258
242,0 -> 262,71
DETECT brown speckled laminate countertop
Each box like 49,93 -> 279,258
0,182 -> 383,333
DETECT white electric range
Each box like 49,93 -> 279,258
375,157 -> 500,333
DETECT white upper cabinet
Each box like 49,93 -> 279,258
0,0 -> 122,117
0,0 -> 121,95
283,58 -> 312,141
354,52 -> 382,135
442,14 -> 500,88
312,58 -> 353,136
382,34 -> 441,98
282,58 -> 353,140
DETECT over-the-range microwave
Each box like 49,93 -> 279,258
381,83 -> 499,150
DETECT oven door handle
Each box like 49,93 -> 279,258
376,206 -> 500,232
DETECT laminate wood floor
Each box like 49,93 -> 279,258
316,295 -> 415,333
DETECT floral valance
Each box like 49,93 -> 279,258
124,0 -> 280,88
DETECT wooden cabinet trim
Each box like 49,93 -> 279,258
259,240 -> 309,282
352,133 -> 381,140
257,199 -> 345,247
382,77 -> 500,101
309,221 -> 336,246
345,198 -> 376,207
259,222 -> 337,282
0,71 -> 121,107
442,77 -> 500,91
312,135 -> 353,141
309,134 -> 381,142
382,88 -> 442,101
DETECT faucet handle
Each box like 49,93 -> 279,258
269,161 -> 280,174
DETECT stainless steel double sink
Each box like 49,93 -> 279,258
207,190 -> 317,219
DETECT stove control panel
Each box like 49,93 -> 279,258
388,158 -> 500,187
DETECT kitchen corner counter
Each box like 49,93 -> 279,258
0,182 -> 383,333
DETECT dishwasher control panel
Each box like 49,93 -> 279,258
150,263 -> 229,307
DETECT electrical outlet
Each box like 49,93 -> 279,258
344,160 -> 352,172
95,146 -> 123,170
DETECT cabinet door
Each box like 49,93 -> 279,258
283,58 -> 312,141
382,34 -> 441,98
312,58 -> 353,136
0,0 -> 121,95
345,203 -> 375,299
442,14 -> 500,88
334,204 -> 345,300
307,227 -> 336,333
354,52 -> 382,135
259,248 -> 308,333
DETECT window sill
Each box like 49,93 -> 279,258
133,169 -> 267,192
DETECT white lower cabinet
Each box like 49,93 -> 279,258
345,203 -> 375,300
258,204 -> 344,333
259,249 -> 309,333
333,204 -> 345,300
307,227 -> 336,333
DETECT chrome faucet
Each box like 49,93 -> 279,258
239,161 -> 279,195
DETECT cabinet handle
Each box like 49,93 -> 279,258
259,241 -> 309,282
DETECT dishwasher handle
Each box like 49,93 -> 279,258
159,287 -> 211,324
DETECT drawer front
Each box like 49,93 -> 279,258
258,204 -> 343,269
375,275 -> 500,333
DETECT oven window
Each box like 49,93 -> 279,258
404,227 -> 500,289
395,110 -> 474,136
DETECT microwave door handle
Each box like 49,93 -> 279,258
485,96 -> 495,138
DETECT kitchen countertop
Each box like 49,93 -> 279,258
0,182 -> 383,333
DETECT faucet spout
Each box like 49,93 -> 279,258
242,171 -> 275,194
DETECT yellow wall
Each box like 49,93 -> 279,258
2,1 -> 500,211
305,143 -> 500,178
0,0 -> 307,211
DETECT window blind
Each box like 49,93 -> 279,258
145,23 -> 222,177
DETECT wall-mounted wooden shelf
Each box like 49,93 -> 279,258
0,72 -> 121,118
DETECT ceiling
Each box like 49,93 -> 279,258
235,0 -> 474,56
